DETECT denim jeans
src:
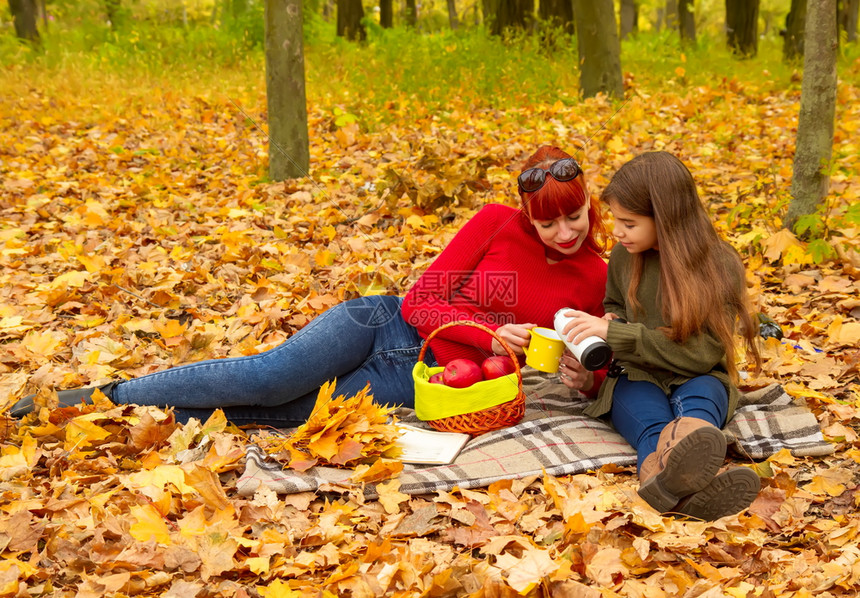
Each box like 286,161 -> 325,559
112,295 -> 435,426
609,374 -> 729,472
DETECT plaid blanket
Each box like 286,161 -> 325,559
236,371 -> 833,498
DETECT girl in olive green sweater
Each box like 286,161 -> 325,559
560,151 -> 762,521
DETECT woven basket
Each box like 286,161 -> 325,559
414,321 -> 526,436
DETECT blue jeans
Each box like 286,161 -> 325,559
112,296 -> 435,426
610,375 -> 728,472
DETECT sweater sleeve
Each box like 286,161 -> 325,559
401,205 -> 502,353
606,320 -> 726,377
603,246 -> 628,320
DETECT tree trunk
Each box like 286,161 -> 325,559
482,0 -> 496,29
786,0 -> 837,230
405,0 -> 417,27
783,0 -> 807,61
380,0 -> 393,27
664,0 -> 678,30
678,0 -> 695,43
8,0 -> 41,45
839,0 -> 859,42
619,0 -> 638,39
538,0 -> 574,34
265,0 -> 310,181
572,0 -> 623,99
491,0 -> 533,35
337,0 -> 366,40
447,0 -> 459,29
726,0 -> 759,57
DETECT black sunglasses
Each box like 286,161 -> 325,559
517,158 -> 582,193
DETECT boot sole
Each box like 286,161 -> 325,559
673,467 -> 761,521
637,426 -> 727,512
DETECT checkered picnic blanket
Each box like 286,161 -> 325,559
236,371 -> 833,498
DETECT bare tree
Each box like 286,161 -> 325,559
619,0 -> 638,40
405,0 -> 417,27
380,0 -> 393,28
783,0 -> 807,61
678,0 -> 695,43
664,0 -> 678,30
8,0 -> 41,45
726,0 -> 759,57
490,0 -> 533,35
572,0 -> 623,99
337,0 -> 366,40
539,0 -> 574,35
265,0 -> 310,180
786,0 -> 838,230
839,0 -> 859,41
447,0 -> 459,29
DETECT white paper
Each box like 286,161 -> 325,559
395,424 -> 471,465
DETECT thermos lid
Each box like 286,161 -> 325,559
580,342 -> 613,371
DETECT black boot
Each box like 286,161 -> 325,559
9,382 -> 120,418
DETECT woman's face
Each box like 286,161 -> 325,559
531,205 -> 590,255
608,199 -> 658,253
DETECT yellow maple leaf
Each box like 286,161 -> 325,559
804,470 -> 851,497
77,253 -> 106,272
127,464 -> 196,496
129,503 -> 172,545
244,556 -> 270,575
153,318 -> 187,340
21,330 -> 65,358
64,418 -> 112,451
183,464 -> 230,510
767,448 -> 797,466
761,229 -> 802,263
606,135 -> 626,154
49,270 -> 90,289
374,478 -> 409,514
258,579 -> 302,598
826,317 -> 860,347
496,547 -> 558,594
351,459 -> 404,485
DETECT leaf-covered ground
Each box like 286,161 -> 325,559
1,66 -> 859,596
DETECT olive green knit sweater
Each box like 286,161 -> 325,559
584,245 -> 742,422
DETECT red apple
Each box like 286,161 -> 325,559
481,355 -> 516,380
442,358 -> 483,388
428,372 -> 445,384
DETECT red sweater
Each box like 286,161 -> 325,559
402,204 -> 608,391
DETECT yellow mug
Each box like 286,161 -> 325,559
525,327 -> 565,373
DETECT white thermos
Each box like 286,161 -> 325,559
553,309 -> 613,371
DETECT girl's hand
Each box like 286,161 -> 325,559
558,351 -> 594,392
560,310 -> 609,344
492,323 -> 536,355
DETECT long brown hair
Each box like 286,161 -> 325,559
519,146 -> 607,254
601,151 -> 760,380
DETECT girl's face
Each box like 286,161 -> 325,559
531,206 -> 590,255
608,199 -> 658,253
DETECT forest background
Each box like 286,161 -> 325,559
1,0 -> 859,596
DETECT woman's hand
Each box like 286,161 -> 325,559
558,351 -> 594,392
492,323 -> 536,356
559,310 -> 609,345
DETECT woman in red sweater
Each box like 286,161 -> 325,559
11,146 -> 608,426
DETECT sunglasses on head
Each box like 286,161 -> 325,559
517,158 -> 582,193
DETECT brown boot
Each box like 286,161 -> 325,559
672,466 -> 761,521
637,417 -> 727,513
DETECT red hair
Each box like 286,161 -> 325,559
519,146 -> 607,254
